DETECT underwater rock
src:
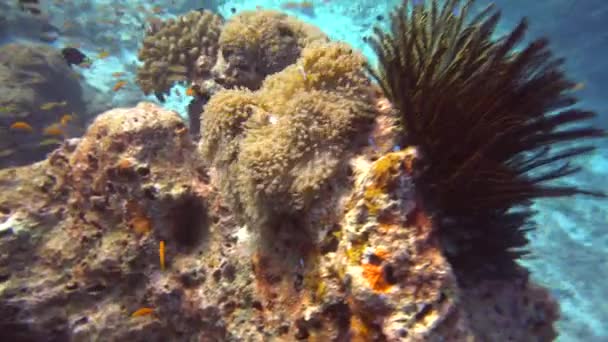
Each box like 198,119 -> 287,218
0,103 -> 559,340
0,43 -> 86,169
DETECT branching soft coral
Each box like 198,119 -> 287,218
368,0 -> 606,277
136,10 -> 223,98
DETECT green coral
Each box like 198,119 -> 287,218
200,42 -> 376,227
136,10 -> 223,96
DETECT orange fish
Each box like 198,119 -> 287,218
43,124 -> 64,137
131,307 -> 155,317
571,82 -> 585,91
111,72 -> 125,78
159,240 -> 166,271
185,87 -> 195,96
97,50 -> 110,59
281,1 -> 314,9
60,114 -> 74,126
113,80 -> 127,92
10,121 -> 34,133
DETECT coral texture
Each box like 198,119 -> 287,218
0,103 -> 214,340
0,43 -> 86,169
200,42 -> 376,227
213,9 -> 328,90
136,10 -> 223,97
0,127 -> 559,340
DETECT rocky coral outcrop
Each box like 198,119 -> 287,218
0,102 -> 560,341
0,43 -> 86,169
0,103 -> 217,340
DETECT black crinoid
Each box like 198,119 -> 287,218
367,0 -> 606,278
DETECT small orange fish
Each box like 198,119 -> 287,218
131,307 -> 155,317
111,72 -> 125,78
185,87 -> 195,97
43,124 -> 64,137
159,240 -> 166,271
113,80 -> 127,92
60,114 -> 74,126
571,82 -> 585,91
97,50 -> 110,59
281,1 -> 314,9
10,121 -> 34,133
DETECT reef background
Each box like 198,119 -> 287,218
0,0 -> 606,341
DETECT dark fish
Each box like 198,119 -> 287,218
39,22 -> 60,42
154,92 -> 166,103
18,0 -> 42,16
61,47 -> 88,67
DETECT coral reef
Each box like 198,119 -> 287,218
0,103 -> 213,340
0,43 -> 86,169
1,2 -> 601,340
213,9 -> 327,89
367,0 -> 606,277
136,10 -> 224,98
200,42 -> 376,227
0,124 -> 559,340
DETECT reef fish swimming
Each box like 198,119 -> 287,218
61,47 -> 90,67
18,0 -> 42,15
159,240 -> 166,271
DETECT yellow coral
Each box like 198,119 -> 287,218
215,10 -> 328,89
199,88 -> 259,165
200,41 -> 376,227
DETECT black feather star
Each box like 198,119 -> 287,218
367,0 -> 606,278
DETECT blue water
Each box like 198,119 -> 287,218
1,1 -> 607,340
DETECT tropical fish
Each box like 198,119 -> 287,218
281,2 -> 314,10
571,82 -> 585,91
97,50 -> 110,59
38,138 -> 63,147
168,65 -> 188,74
0,149 -> 15,158
43,124 -> 64,137
159,240 -> 166,271
0,104 -> 17,113
60,114 -> 74,126
62,47 -> 90,67
111,72 -> 125,78
185,87 -> 195,97
40,101 -> 67,111
113,80 -> 127,92
18,0 -> 42,16
131,307 -> 155,317
10,121 -> 34,133
166,74 -> 187,82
